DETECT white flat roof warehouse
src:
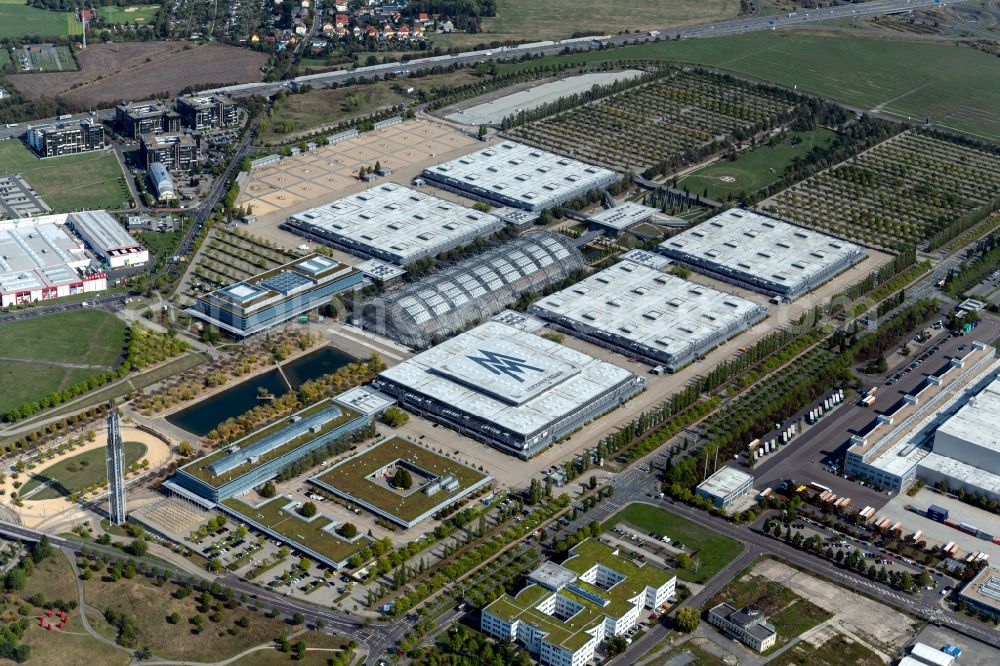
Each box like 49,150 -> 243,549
421,141 -> 618,211
285,183 -> 504,265
696,466 -> 754,499
529,251 -> 767,371
658,209 -> 865,299
374,321 -> 643,456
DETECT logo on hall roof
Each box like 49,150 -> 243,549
467,350 -> 543,383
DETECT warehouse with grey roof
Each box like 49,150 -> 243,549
529,250 -> 767,372
283,183 -> 504,266
372,321 -> 644,458
657,209 -> 865,300
420,141 -> 617,211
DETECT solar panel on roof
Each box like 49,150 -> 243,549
261,270 -> 312,294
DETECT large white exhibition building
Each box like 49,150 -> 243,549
372,321 -> 644,458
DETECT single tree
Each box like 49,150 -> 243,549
675,607 -> 700,633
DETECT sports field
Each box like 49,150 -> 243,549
499,32 -> 1000,141
603,503 -> 742,583
21,441 -> 146,499
0,0 -> 82,39
0,310 -> 127,415
678,128 -> 837,200
0,140 -> 132,211
97,4 -> 159,24
433,0 -> 738,48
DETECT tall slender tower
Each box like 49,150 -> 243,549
106,404 -> 126,525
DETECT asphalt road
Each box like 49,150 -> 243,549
0,0 -> 942,141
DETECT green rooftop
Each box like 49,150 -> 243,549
310,437 -> 490,522
483,539 -> 674,654
221,496 -> 370,564
179,400 -> 361,488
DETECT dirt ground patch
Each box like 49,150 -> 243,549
753,558 -> 919,654
8,42 -> 265,105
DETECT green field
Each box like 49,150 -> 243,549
678,128 -> 837,200
0,310 -> 127,415
499,32 -> 1000,140
0,47 -> 10,67
0,140 -> 132,211
96,4 -> 159,24
603,503 -> 742,583
20,441 -> 146,499
432,0 -> 738,48
0,0 -> 82,39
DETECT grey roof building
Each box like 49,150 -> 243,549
658,209 -> 866,300
529,250 -> 766,371
420,141 -> 618,211
284,183 -> 505,266
707,604 -> 777,652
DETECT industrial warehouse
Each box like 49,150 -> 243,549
371,321 -> 644,458
284,183 -> 505,266
0,214 -> 107,307
658,209 -> 866,300
529,250 -> 767,372
361,231 -> 584,348
420,141 -> 618,211
67,210 -> 149,268
844,343 -> 1000,499
187,253 -> 363,337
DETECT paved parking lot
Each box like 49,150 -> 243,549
879,489 -> 1000,562
911,624 -> 1000,666
751,311 -> 1000,505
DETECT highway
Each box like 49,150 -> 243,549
0,0 -> 943,141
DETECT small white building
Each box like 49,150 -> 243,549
707,604 -> 777,652
696,466 -> 754,509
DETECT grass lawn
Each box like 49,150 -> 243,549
80,564 -> 305,662
432,0 -> 738,48
0,309 -> 127,415
258,69 -> 477,144
0,310 -> 126,367
498,32 -> 1000,141
0,0 -> 82,40
0,47 -> 10,67
0,140 -> 132,211
770,633 -> 883,666
603,503 -> 741,583
138,228 -> 186,262
707,573 -> 832,651
21,441 -> 147,500
312,437 -> 489,522
10,552 -> 131,666
96,4 -> 159,24
226,633 -> 351,666
678,128 -> 838,200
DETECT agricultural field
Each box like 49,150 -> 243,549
12,44 -> 77,72
678,128 -> 838,201
7,41 -> 265,106
96,4 -> 159,24
497,32 -> 1000,141
0,309 -> 127,415
766,131 -> 1000,248
0,0 -> 82,40
506,69 -> 796,172
20,441 -> 147,500
0,140 -> 131,211
602,503 -> 742,583
431,0 -> 739,49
